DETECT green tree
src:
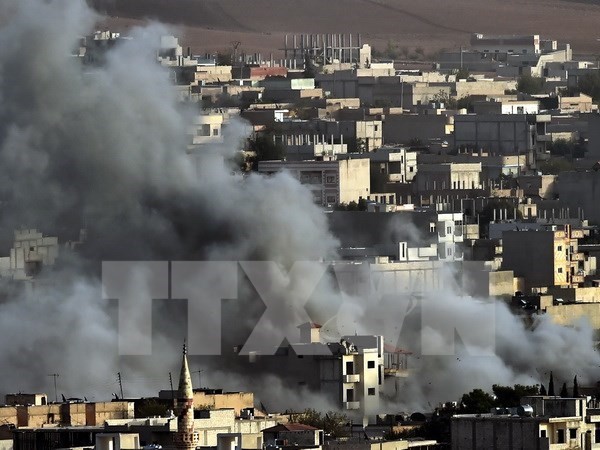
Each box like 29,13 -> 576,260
538,158 -> 574,175
577,71 -> 600,102
459,389 -> 496,414
247,132 -> 285,165
540,384 -> 547,395
548,371 -> 555,396
517,74 -> 545,95
560,382 -> 569,398
573,375 -> 580,398
291,409 -> 348,437
455,68 -> 470,81
492,384 -> 539,407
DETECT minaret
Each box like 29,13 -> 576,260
173,343 -> 199,450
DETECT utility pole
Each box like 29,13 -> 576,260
47,374 -> 59,403
117,372 -> 124,400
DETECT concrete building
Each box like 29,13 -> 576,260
382,114 -> 452,146
258,159 -> 370,206
157,390 -> 254,418
416,162 -> 482,192
472,98 -> 540,115
188,112 -> 224,146
262,423 -> 322,449
0,229 -> 59,280
556,169 -> 600,224
470,33 -> 541,55
96,433 -> 141,450
5,395 -> 47,407
0,399 -> 134,428
452,396 -> 600,450
453,113 -> 550,159
237,327 -> 386,424
502,224 -> 593,291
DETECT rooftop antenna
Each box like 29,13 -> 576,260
192,369 -> 205,389
117,372 -> 124,400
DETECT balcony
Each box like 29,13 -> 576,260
572,275 -> 585,284
344,402 -> 360,410
344,374 -> 360,383
570,253 -> 585,261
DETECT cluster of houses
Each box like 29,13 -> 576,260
5,29 -> 599,449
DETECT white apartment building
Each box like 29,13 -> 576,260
0,229 -> 59,280
258,159 -> 370,206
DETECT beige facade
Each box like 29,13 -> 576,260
2,401 -> 134,428
416,163 -> 482,192
258,159 -> 370,206
188,112 -> 224,146
158,390 -> 254,417
502,225 -> 592,292
452,397 -> 600,450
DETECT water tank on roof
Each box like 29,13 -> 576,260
517,405 -> 534,417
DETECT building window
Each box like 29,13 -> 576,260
212,128 -> 219,136
326,196 -> 336,204
558,267 -> 563,273
374,125 -> 379,132
409,166 -> 414,172
447,226 -> 452,234
326,176 -> 336,184
367,361 -> 375,369
570,429 -> 577,439
199,124 -> 210,136
558,245 -> 563,251
430,223 -> 436,233
368,388 -> 376,396
540,429 -> 546,438
557,429 -> 565,444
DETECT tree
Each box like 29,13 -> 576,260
560,382 -> 569,398
247,132 -> 285,166
548,371 -> 555,396
291,409 -> 348,437
460,389 -> 496,414
517,74 -> 545,95
573,375 -> 580,398
577,71 -> 600,102
540,384 -> 547,396
538,158 -> 574,175
455,68 -> 470,81
492,384 -> 539,407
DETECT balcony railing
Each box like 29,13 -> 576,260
344,401 -> 360,410
343,374 -> 360,383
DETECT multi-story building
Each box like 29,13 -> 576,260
258,159 -> 370,206
452,396 -> 600,450
237,324 -> 386,425
453,113 -> 550,158
0,229 -> 59,280
502,224 -> 594,291
416,163 -> 482,192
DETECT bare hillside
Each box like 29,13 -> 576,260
93,0 -> 600,57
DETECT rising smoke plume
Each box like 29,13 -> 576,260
0,0 -> 597,413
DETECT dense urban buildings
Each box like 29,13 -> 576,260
5,0 -> 600,449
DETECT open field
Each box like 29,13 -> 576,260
93,0 -> 600,58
